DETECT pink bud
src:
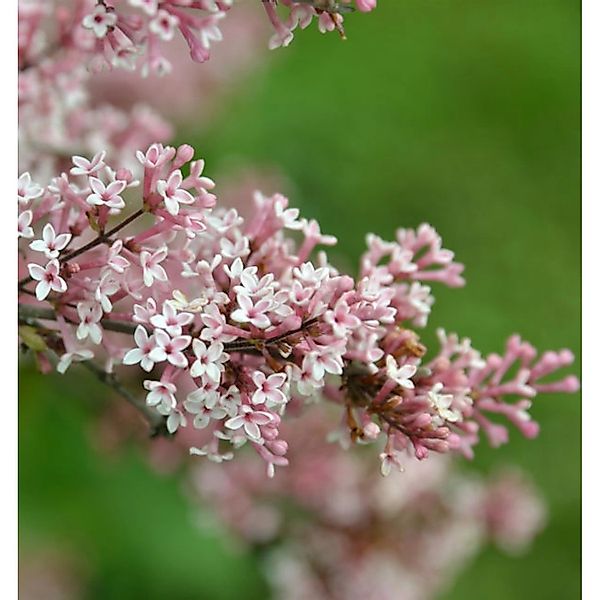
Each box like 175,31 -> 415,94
115,168 -> 134,183
356,0 -> 377,12
266,440 -> 288,456
174,144 -> 195,169
362,421 -> 381,440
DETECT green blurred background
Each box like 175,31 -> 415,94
20,0 -> 580,598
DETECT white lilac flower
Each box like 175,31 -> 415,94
150,301 -> 193,337
156,170 -> 194,215
86,177 -> 126,210
385,355 -> 417,389
230,293 -> 273,329
251,371 -> 287,406
149,10 -> 179,42
225,405 -> 274,442
29,223 -> 71,259
184,391 -> 228,429
379,449 -> 405,477
143,380 -> 177,415
140,247 -> 168,287
27,260 -> 67,301
428,383 -> 461,426
18,172 -> 43,205
76,302 -> 103,345
70,151 -> 106,176
18,211 -> 34,239
107,240 -> 130,274
149,330 -> 191,368
166,410 -> 187,434
57,349 -> 94,374
82,4 -> 118,38
122,326 -> 158,372
95,272 -> 120,313
190,340 -> 229,382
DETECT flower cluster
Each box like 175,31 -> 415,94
189,410 -> 545,600
18,140 -> 578,477
18,1 -> 374,182
19,1 -> 376,79
18,0 -> 578,482
19,1 -> 172,182
262,0 -> 376,49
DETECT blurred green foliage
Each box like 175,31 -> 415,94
20,0 -> 580,598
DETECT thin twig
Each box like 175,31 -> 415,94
79,360 -> 169,437
18,304 -> 138,335
18,312 -> 168,436
18,303 -> 320,353
18,208 -> 145,289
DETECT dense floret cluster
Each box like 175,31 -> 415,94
18,144 -> 578,476
18,0 -> 577,482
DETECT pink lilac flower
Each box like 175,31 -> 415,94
184,392 -> 229,429
385,355 -> 417,389
76,302 -> 103,345
18,211 -> 34,239
70,152 -> 106,176
356,0 -> 377,12
230,293 -> 273,329
86,178 -> 127,210
156,170 -> 195,215
225,405 -> 275,442
29,223 -> 71,259
251,372 -> 287,406
144,380 -> 177,415
17,141 -> 578,476
81,4 -> 117,39
27,260 -> 67,301
190,411 -> 545,600
150,301 -> 193,337
190,340 -> 229,382
133,298 -> 158,324
18,172 -> 43,205
140,247 -> 168,287
324,300 -> 360,338
149,10 -> 180,42
149,329 -> 191,368
122,326 -> 158,372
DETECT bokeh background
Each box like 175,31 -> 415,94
19,0 -> 580,598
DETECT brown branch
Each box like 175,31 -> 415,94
18,304 -> 138,335
18,304 -> 320,354
18,208 -> 145,289
79,360 -> 169,437
18,312 -> 168,437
